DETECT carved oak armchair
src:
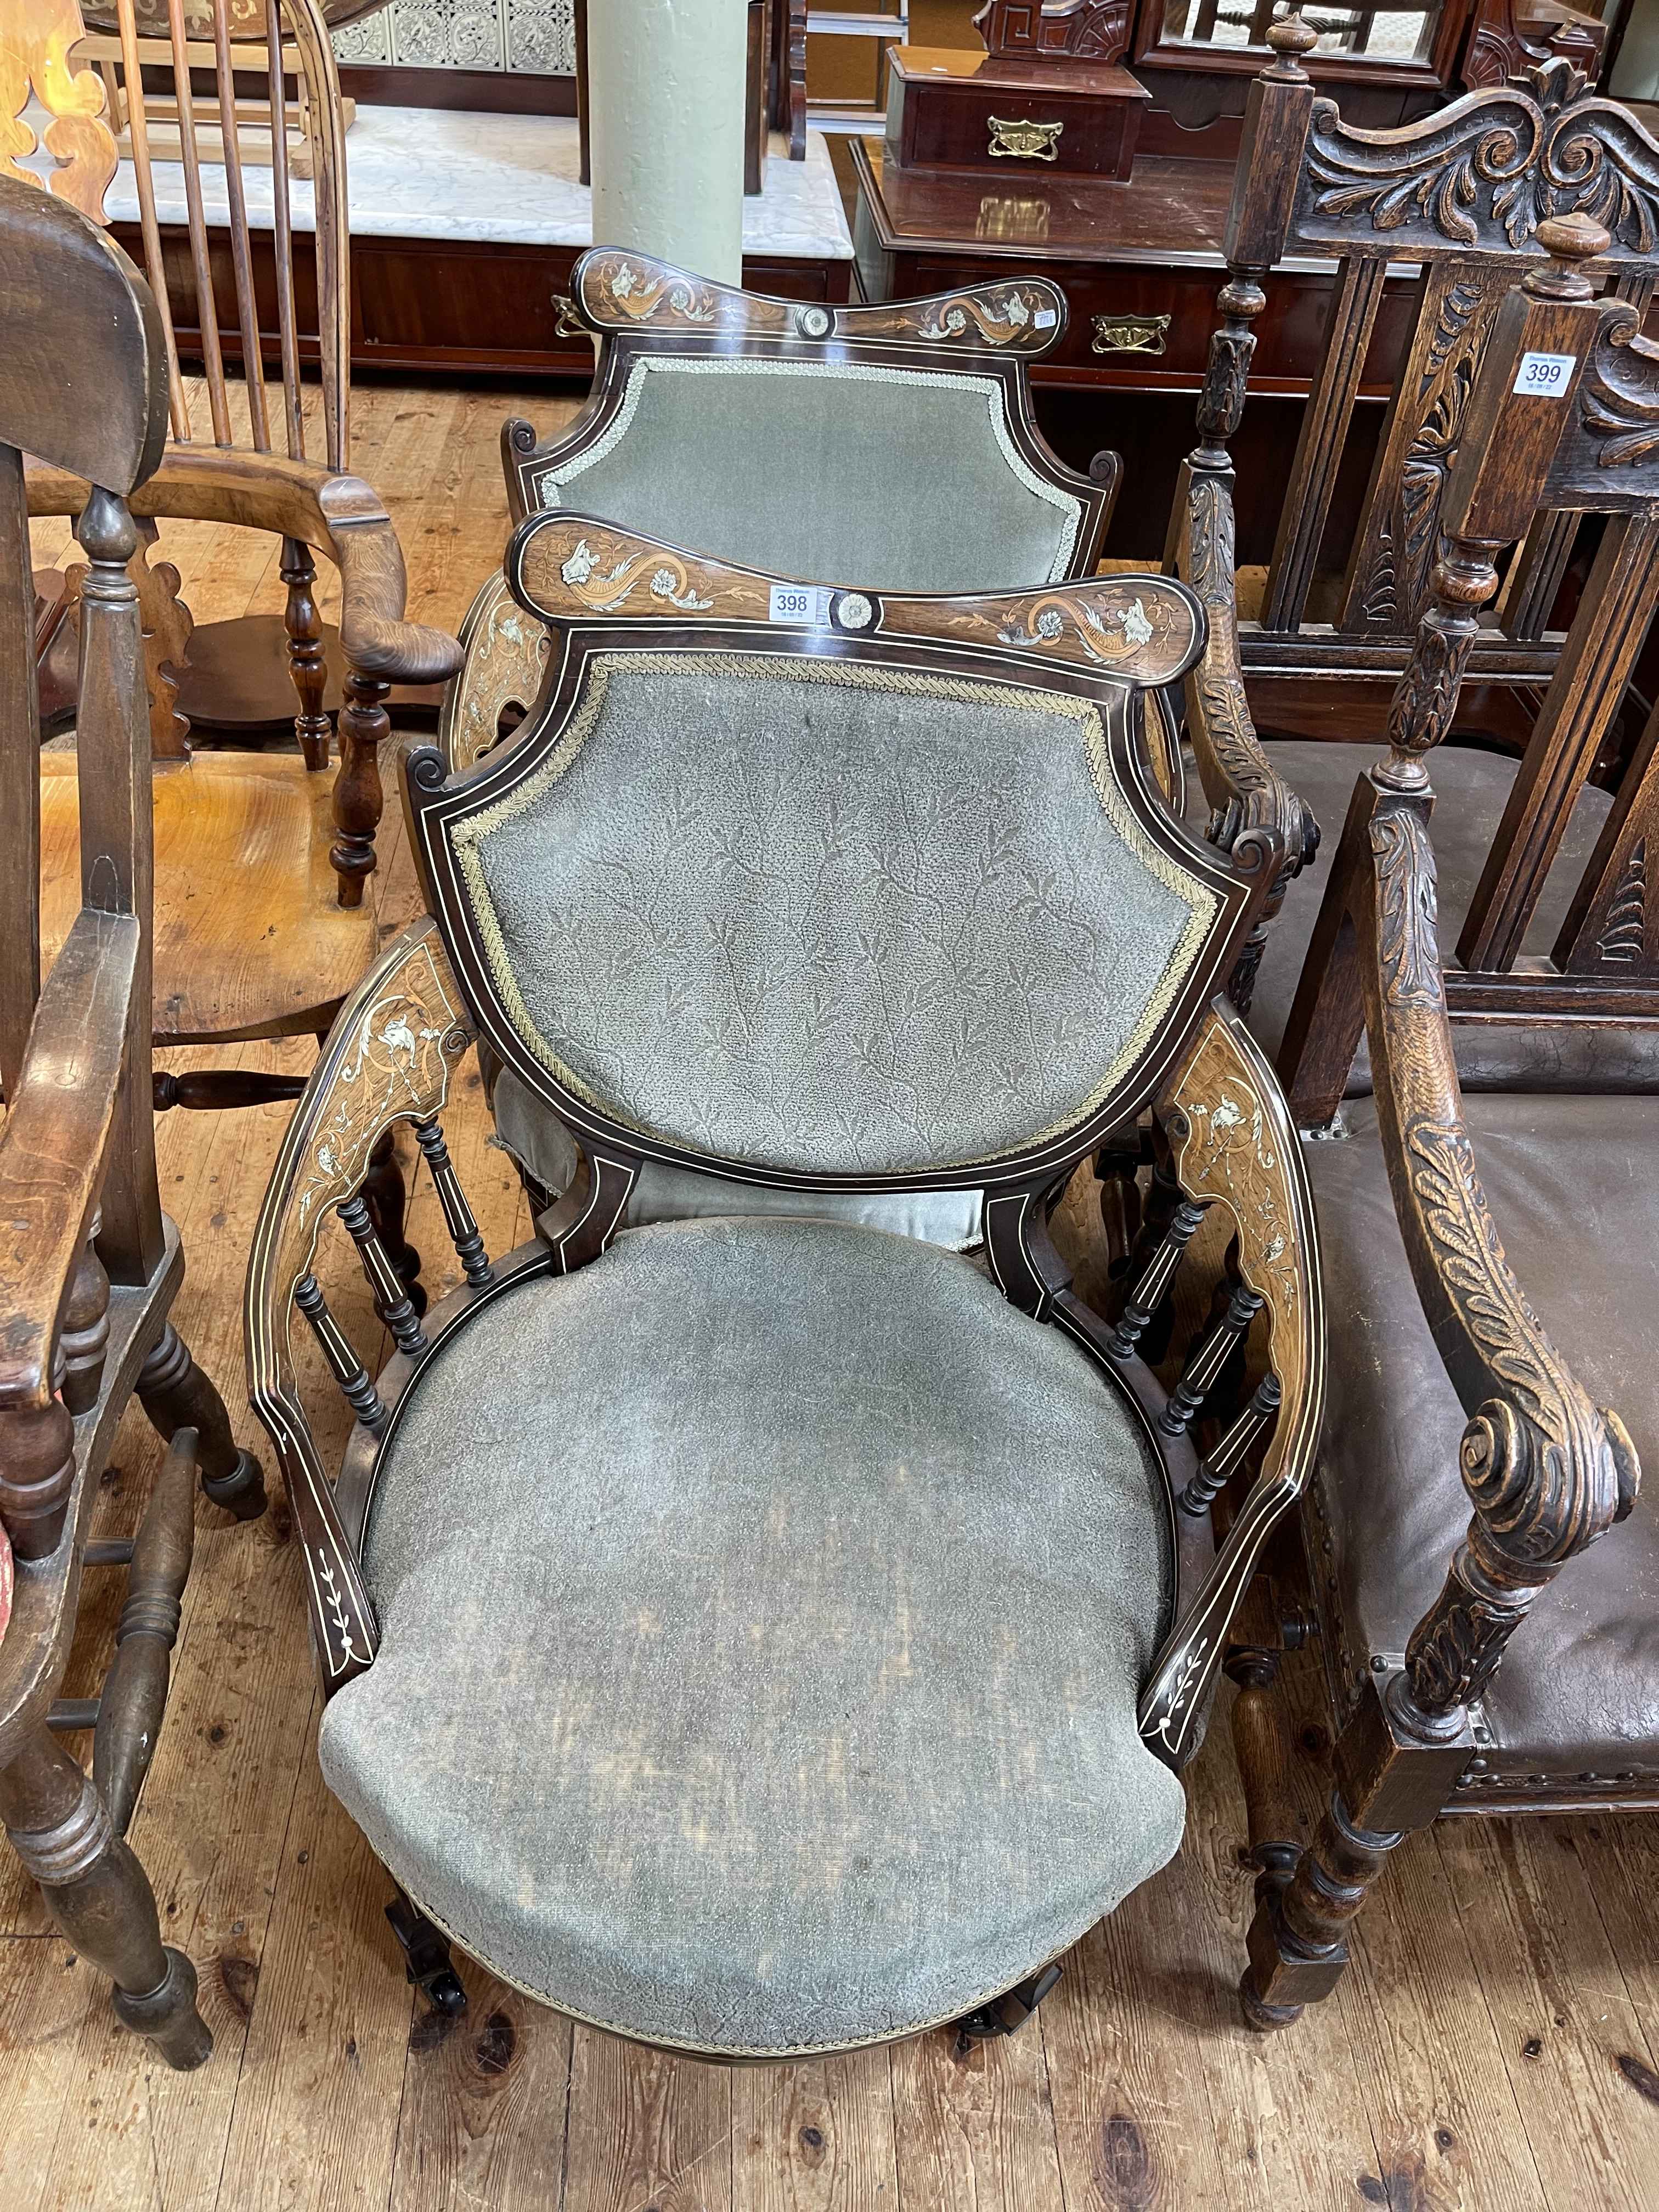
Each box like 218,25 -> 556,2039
0,174 -> 266,2072
1222,221 -> 1656,2027
246,538 -> 1326,2053
1173,10 -> 1659,1014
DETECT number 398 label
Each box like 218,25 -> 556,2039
769,584 -> 831,625
1513,351 -> 1577,396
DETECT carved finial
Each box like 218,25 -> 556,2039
1265,6 -> 1319,75
1528,213 -> 1611,302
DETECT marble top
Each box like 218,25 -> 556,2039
26,105 -> 853,260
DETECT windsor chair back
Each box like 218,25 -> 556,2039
247,528 -> 1326,2052
0,171 -> 267,2075
5,0 -> 460,1272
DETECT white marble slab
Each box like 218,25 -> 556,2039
23,105 -> 852,261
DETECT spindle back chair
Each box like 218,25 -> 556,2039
1176,10 -> 1659,761
0,171 -> 266,2074
247,533 -> 1326,2051
5,0 -> 460,1271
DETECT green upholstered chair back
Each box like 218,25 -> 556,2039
409,531 -> 1255,1195
501,250 -> 1113,596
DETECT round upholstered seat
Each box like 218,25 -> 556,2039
319,1215 -> 1186,2057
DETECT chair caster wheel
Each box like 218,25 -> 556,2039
427,1969 -> 468,2018
385,1893 -> 467,2016
953,1962 -> 1062,2042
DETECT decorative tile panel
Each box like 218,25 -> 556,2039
331,0 -> 574,73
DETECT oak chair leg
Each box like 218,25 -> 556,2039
1226,1640 -> 1302,1890
0,1731 -> 212,2070
332,667 -> 391,907
136,1325 -> 267,1521
93,1430 -> 197,1838
282,536 -> 332,772
1240,1787 -> 1403,2029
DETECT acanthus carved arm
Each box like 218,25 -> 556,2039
1357,795 -> 1638,1723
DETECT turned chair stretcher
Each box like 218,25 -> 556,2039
246,547 -> 1327,2058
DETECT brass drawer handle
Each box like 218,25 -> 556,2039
1092,312 -> 1171,357
988,115 -> 1063,162
552,293 -> 586,340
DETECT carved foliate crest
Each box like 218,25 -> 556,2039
1293,63 -> 1659,258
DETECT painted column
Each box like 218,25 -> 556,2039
588,0 -> 748,288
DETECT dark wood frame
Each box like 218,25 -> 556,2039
1221,225 -> 1654,2030
1133,0 -> 1470,92
0,172 -> 267,2076
246,542 -> 1329,2053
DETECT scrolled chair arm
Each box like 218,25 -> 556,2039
1353,795 -> 1638,1728
1171,466 -> 1320,1012
24,452 -> 463,687
1136,995 -> 1327,1765
0,910 -> 141,1562
245,917 -> 476,1690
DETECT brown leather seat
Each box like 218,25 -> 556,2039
1234,742 -> 1659,1096
1305,1091 -> 1659,1802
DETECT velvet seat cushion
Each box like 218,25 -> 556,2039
319,1215 -> 1186,2056
1305,1093 -> 1659,1790
1234,741 -> 1656,1095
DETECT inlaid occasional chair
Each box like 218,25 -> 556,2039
0,173 -> 266,2072
445,246 -> 1186,1206
1220,220 -> 1658,2026
246,531 -> 1327,2050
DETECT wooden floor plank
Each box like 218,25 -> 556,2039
732,2045 -> 900,2212
890,2019 -> 1064,2212
562,2033 -> 734,2212
387,1974 -> 574,2212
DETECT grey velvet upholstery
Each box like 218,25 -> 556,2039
319,1216 -> 1186,2055
1231,741 -> 1657,1094
530,357 -> 1083,592
489,1066 -> 986,1248
457,652 -> 1217,1178
1305,1094 -> 1659,1782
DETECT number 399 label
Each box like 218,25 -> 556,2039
769,584 -> 831,625
1513,351 -> 1577,396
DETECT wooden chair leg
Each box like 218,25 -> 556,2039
282,536 -> 332,772
331,667 -> 391,907
1226,1638 -> 1302,1891
0,1730 -> 212,2070
93,1430 -> 197,1837
136,1324 -> 267,1522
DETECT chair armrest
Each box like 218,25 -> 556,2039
25,452 -> 464,688
246,917 -> 475,1692
1137,997 -> 1325,1764
1351,789 -> 1638,1722
0,911 -> 139,1413
1172,466 -> 1319,1006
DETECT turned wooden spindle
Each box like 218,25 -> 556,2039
338,1195 -> 430,1359
59,1207 -> 111,1418
332,670 -> 392,905
414,1120 -> 493,1289
281,537 -> 332,771
295,1273 -> 388,1434
0,1398 -> 78,1562
1107,1198 -> 1207,1362
93,1427 -> 198,1837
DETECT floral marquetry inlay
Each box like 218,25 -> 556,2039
274,923 -> 472,1303
442,571 -> 552,772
